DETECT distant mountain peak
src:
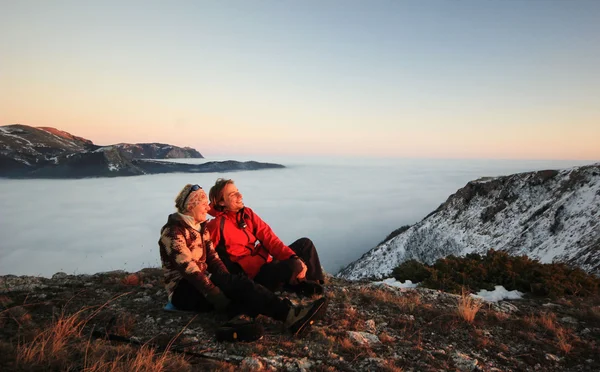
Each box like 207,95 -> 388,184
1,124 -> 283,178
38,127 -> 94,145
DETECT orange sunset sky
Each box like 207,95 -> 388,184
1,1 -> 599,160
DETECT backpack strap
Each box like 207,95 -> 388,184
216,216 -> 244,275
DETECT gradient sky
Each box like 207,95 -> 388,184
1,1 -> 599,159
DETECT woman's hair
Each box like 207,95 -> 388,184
175,184 -> 194,213
209,178 -> 234,210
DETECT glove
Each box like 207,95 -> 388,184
206,288 -> 232,311
289,257 -> 307,285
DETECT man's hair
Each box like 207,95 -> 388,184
209,178 -> 234,210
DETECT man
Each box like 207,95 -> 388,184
207,178 -> 325,296
159,183 -> 326,340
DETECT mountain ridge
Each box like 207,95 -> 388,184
339,163 -> 600,280
0,124 -> 283,178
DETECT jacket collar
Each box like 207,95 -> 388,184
208,204 -> 245,218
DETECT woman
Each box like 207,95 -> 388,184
158,184 -> 326,339
207,178 -> 325,295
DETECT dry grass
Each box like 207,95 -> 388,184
473,329 -> 493,348
538,312 -> 557,332
556,328 -> 573,354
338,304 -> 363,330
16,306 -> 90,365
456,289 -> 483,324
381,359 -> 404,372
358,287 -> 421,313
338,335 -> 355,352
490,309 -> 510,322
11,292 -> 193,371
114,313 -> 136,337
82,343 -> 190,372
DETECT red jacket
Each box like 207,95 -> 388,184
207,206 -> 296,278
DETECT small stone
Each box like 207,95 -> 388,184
452,352 -> 478,371
366,319 -> 376,333
295,357 -> 313,372
347,331 -> 380,346
545,353 -> 560,362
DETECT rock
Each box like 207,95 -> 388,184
294,357 -> 313,372
560,316 -> 578,325
133,295 -> 152,303
452,352 -> 479,371
240,357 -> 263,371
545,353 -> 561,362
542,303 -> 561,308
347,331 -> 380,346
493,301 -> 519,313
52,272 -> 69,280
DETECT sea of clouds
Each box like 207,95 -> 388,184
0,155 -> 593,277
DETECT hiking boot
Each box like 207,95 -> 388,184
215,314 -> 264,342
284,297 -> 327,337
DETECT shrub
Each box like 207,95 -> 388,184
390,249 -> 600,297
392,259 -> 432,283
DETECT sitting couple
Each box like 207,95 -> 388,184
158,180 -> 326,340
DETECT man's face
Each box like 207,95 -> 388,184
220,183 -> 244,212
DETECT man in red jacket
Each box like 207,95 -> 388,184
207,178 -> 325,296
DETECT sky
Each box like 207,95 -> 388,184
1,1 -> 599,160
0,157 -> 592,277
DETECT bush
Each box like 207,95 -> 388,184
392,259 -> 431,283
391,249 -> 600,298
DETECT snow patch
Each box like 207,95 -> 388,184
472,285 -> 524,302
108,163 -> 120,171
94,146 -> 113,153
372,278 -> 418,289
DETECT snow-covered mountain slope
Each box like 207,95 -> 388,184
338,163 -> 600,280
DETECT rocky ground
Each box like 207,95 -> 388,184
1,269 -> 599,371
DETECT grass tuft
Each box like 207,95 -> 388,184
456,288 -> 483,324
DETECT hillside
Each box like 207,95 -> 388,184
1,269 -> 599,371
339,163 -> 600,280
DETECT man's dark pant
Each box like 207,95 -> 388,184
171,272 -> 289,320
254,237 -> 325,292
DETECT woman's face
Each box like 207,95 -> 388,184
220,183 -> 244,212
190,189 -> 211,222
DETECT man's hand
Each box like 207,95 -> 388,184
206,287 -> 232,311
289,257 -> 307,285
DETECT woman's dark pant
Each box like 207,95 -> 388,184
254,237 -> 325,292
171,273 -> 289,320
